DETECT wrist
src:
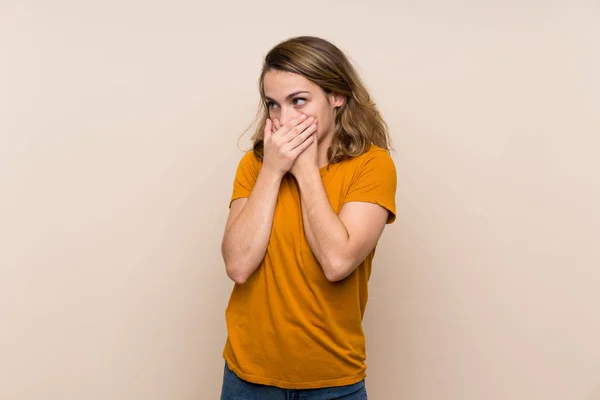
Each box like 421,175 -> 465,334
295,166 -> 321,189
258,166 -> 285,184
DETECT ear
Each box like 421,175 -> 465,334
329,92 -> 346,108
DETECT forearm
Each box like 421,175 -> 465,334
297,170 -> 351,281
222,168 -> 282,283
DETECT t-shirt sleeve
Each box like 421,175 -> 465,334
343,149 -> 397,224
229,151 -> 261,208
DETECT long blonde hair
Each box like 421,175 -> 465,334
246,36 -> 392,164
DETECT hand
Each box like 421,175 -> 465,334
273,118 -> 319,179
262,115 -> 317,178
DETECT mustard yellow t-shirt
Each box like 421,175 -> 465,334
223,144 -> 397,389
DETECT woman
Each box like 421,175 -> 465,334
220,36 -> 396,399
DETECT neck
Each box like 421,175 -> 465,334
317,135 -> 333,169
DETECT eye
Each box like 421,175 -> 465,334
293,97 -> 307,106
266,101 -> 279,110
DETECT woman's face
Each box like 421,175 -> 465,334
262,69 -> 344,144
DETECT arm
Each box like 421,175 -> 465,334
221,168 -> 282,284
296,169 -> 389,282
221,115 -> 317,284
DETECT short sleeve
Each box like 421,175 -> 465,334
344,149 -> 397,224
229,151 -> 261,208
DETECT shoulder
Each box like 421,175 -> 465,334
239,150 -> 261,165
344,144 -> 396,174
361,144 -> 393,162
232,150 -> 263,187
236,150 -> 262,172
340,144 -> 397,222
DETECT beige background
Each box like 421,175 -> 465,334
1,1 -> 599,399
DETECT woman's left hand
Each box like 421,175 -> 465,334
273,118 -> 319,179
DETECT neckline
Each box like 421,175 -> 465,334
319,163 -> 334,176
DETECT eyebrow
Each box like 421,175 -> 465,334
263,91 -> 310,102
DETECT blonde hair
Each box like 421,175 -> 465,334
245,36 -> 392,164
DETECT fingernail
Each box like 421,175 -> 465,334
300,115 -> 307,120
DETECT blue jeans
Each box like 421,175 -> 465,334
220,362 -> 368,400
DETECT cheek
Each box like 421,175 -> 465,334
268,108 -> 279,118
314,114 -> 332,136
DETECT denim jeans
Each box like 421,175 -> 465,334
220,362 -> 368,400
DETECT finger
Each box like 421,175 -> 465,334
279,114 -> 309,136
264,119 -> 273,141
290,134 -> 315,156
288,122 -> 317,149
283,116 -> 316,140
272,118 -> 282,136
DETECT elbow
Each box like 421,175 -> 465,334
225,263 -> 250,284
222,242 -> 251,284
323,257 -> 355,282
230,273 -> 249,285
223,251 -> 257,284
222,245 -> 263,284
224,260 -> 252,285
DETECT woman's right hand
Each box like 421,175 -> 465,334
262,114 -> 317,177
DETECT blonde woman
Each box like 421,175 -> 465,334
220,36 -> 397,400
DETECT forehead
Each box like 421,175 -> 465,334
263,70 -> 319,97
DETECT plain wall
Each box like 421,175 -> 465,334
1,1 -> 599,399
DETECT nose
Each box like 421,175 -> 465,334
278,106 -> 300,126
